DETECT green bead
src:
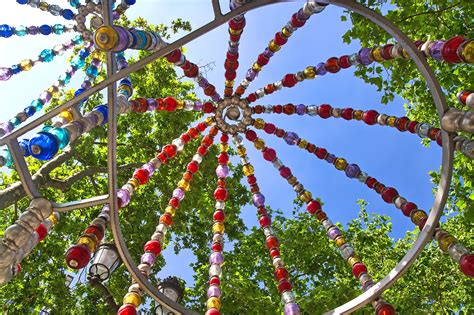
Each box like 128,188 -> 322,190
40,49 -> 55,62
49,127 -> 70,149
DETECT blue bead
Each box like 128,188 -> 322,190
120,78 -> 131,86
11,64 -> 21,74
86,66 -> 98,77
0,24 -> 14,38
29,132 -> 59,160
72,35 -> 84,45
49,128 -> 70,149
69,0 -> 80,8
31,99 -> 44,111
42,125 -> 53,132
39,25 -> 52,35
40,49 -> 55,62
125,0 -> 136,5
52,24 -> 65,35
19,139 -> 31,157
60,72 -> 71,84
0,149 -> 13,167
74,88 -> 88,102
15,25 -> 27,36
71,56 -> 85,68
24,106 -> 36,117
16,0 -> 28,4
62,9 -> 74,20
79,49 -> 90,58
93,105 -> 108,125
10,117 -> 21,127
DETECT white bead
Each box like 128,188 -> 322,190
172,138 -> 185,151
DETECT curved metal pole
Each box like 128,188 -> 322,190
320,0 -> 452,313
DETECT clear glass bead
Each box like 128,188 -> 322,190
172,138 -> 185,151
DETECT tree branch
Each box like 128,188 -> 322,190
396,2 -> 461,23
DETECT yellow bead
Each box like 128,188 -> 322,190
178,179 -> 190,191
410,210 -> 427,225
20,59 -> 33,71
386,116 -> 397,127
220,143 -> 229,152
268,40 -> 281,52
281,27 -> 292,38
213,222 -> 225,234
207,297 -> 221,310
225,80 -> 234,87
123,292 -> 141,308
205,117 -> 215,126
176,100 -> 184,110
371,47 -> 385,62
299,190 -> 312,203
461,40 -> 474,63
78,236 -> 96,252
303,66 -> 317,79
287,176 -> 297,186
334,158 -> 348,170
253,118 -> 265,129
59,111 -> 74,122
243,164 -> 254,176
353,110 -> 363,120
237,146 -> 246,156
91,50 -> 104,60
252,62 -> 262,72
228,28 -> 242,36
254,139 -> 265,150
119,84 -> 132,96
47,86 -> 60,98
94,26 -> 119,51
39,2 -> 49,10
438,235 -> 456,253
297,139 -> 308,149
128,178 -> 140,190
48,214 -> 58,225
165,206 -> 176,216
401,48 -> 410,59
335,237 -> 346,248
347,255 -> 360,266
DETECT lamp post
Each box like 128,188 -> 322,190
154,276 -> 185,315
88,243 -> 121,312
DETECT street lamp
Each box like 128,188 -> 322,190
155,276 -> 185,315
88,243 -> 121,281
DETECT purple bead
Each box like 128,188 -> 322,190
228,45 -> 239,54
193,101 -> 203,111
209,252 -> 224,265
344,164 -> 361,178
284,302 -> 300,315
363,280 -> 374,291
315,62 -> 327,75
0,121 -> 13,135
84,41 -> 94,50
252,193 -> 265,207
91,59 -> 101,67
297,8 -> 310,21
198,78 -> 208,88
429,41 -> 444,61
72,120 -> 84,134
40,91 -> 52,103
284,132 -> 299,145
66,66 -> 76,75
86,113 -> 98,126
211,94 -> 221,102
114,26 -> 131,51
112,11 -> 121,21
207,285 -> 221,298
296,104 -> 305,115
263,48 -> 274,58
118,59 -> 128,69
81,80 -> 92,90
216,165 -> 229,178
358,48 -> 373,65
101,204 -> 110,214
141,252 -> 156,266
27,26 -> 38,35
0,68 -> 12,81
147,98 -> 158,111
246,69 -> 257,81
63,40 -> 74,49
328,227 -> 341,240
173,188 -> 185,201
142,162 -> 156,176
117,188 -> 131,207
325,153 -> 336,164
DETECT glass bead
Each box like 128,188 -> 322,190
441,36 -> 465,63
62,9 -> 74,20
78,235 -> 96,252
72,35 -> 84,45
460,40 -> 474,63
252,193 -> 265,207
17,0 -> 28,3
386,116 -> 397,126
65,244 -> 90,269
353,110 -> 363,120
438,235 -> 456,252
48,4 -> 62,16
0,68 -> 13,81
284,302 -> 300,315
29,132 -> 59,160
254,118 -> 265,129
448,242 -> 468,262
59,111 -> 74,123
123,293 -> 141,308
15,25 -> 27,36
86,66 -> 98,76
39,2 -> 49,10
0,149 -> 13,167
39,24 -> 52,35
207,285 -> 221,298
371,47 -> 385,62
69,0 -> 80,8
20,59 -> 34,71
334,158 -> 347,170
10,65 -> 21,75
243,164 -> 254,176
345,164 -> 361,178
254,139 -> 265,150
299,191 -> 312,203
49,128 -> 70,149
207,297 -> 221,310
40,49 -> 55,62
117,189 -> 131,208
209,252 -> 224,265
209,264 -> 222,277
117,304 -> 137,315
459,254 -> 474,278
212,222 -> 225,234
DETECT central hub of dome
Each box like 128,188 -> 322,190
214,96 -> 252,134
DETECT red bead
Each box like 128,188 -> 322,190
418,217 -> 428,230
315,148 -> 327,159
160,213 -> 173,226
131,98 -> 148,113
247,93 -> 257,103
436,131 -> 442,146
214,188 -> 228,201
266,236 -> 279,249
259,216 -> 271,227
253,105 -> 264,114
169,197 -> 179,209
352,263 -> 368,278
202,135 -> 214,147
212,242 -> 222,252
274,268 -> 289,281
197,122 -> 207,132
157,152 -> 167,164
220,134 -> 229,143
274,32 -> 287,45
229,18 -> 245,30
270,249 -> 280,258
209,276 -> 220,285
275,129 -> 285,138
35,224 -> 47,241
407,121 -> 418,133
338,55 -> 351,68
277,279 -> 292,293
306,143 -> 316,153
279,167 -> 292,179
163,144 -> 177,159
459,254 -> 474,278
282,74 -> 297,87
382,44 -> 394,60
144,240 -> 161,256
163,96 -> 177,111
307,200 -> 321,214
283,104 -> 295,115
180,133 -> 191,143
325,57 -> 340,73
188,128 -> 199,139
441,36 -> 465,64
165,49 -> 181,63
258,207 -> 267,216
118,304 -> 137,315
187,161 -> 199,173
65,244 -> 91,269
318,104 -> 332,118
374,183 -> 385,194
263,148 -> 276,161
396,117 -> 409,131
257,53 -> 269,66
226,52 -> 239,62
85,225 -> 104,242
376,304 -> 396,315
203,102 -> 215,113
291,13 -> 305,27
381,187 -> 398,203
247,175 -> 257,185
214,210 -> 225,222
273,105 -> 282,114
401,202 -> 417,217
198,145 -> 208,155
205,309 -> 221,315
341,108 -> 353,120
264,123 -> 276,134
225,70 -> 236,81
365,177 -> 377,188
363,110 -> 379,125
245,130 -> 257,141
218,153 -> 229,164
225,60 -> 239,71
133,168 -> 150,185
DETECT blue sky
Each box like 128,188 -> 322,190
0,1 -> 442,287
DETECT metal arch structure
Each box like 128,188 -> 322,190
0,0 -> 464,314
